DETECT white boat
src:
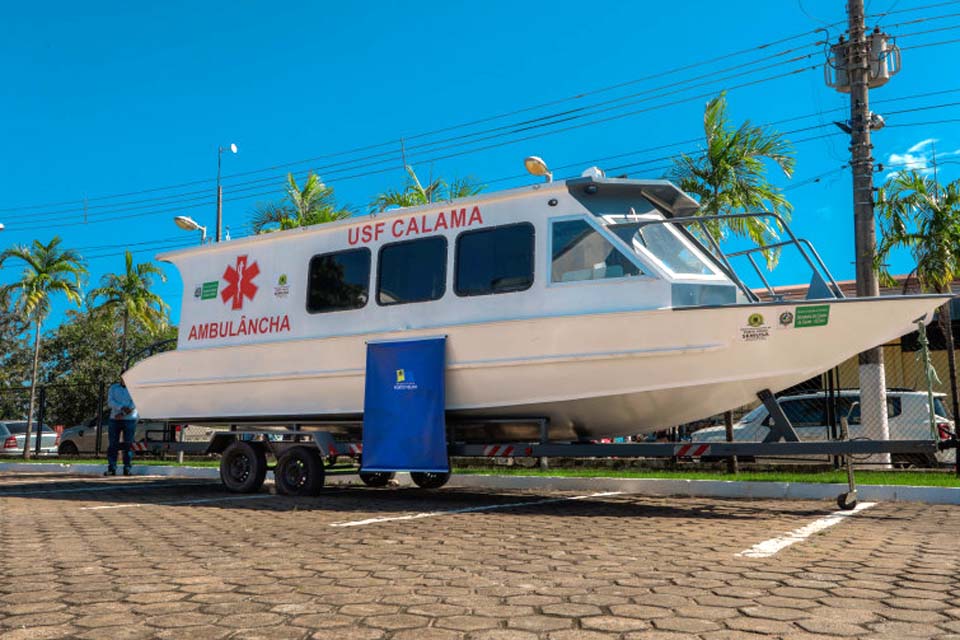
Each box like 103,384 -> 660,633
125,168 -> 950,442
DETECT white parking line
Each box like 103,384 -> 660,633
80,494 -> 276,510
329,490 -> 625,527
737,502 -> 876,558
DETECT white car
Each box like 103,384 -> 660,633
690,390 -> 955,466
1,421 -> 59,457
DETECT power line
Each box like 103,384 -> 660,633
868,0 -> 960,18
898,35 -> 960,49
886,117 -> 960,127
893,21 -> 960,37
0,27 -> 835,215
7,79 -> 959,233
6,66 -> 823,230
8,43 -> 827,224
11,29 -> 960,224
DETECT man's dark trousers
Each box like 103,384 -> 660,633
107,419 -> 137,472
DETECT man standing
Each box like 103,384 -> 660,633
105,379 -> 138,476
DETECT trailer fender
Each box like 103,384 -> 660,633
207,433 -> 240,455
309,432 -> 341,458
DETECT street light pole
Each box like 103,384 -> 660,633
216,150 -> 223,243
216,143 -> 238,243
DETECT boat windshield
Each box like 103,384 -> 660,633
608,222 -> 715,276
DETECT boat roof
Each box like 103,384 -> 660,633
157,175 -> 700,262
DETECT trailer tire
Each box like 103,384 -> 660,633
275,447 -> 325,496
411,471 -> 451,489
359,471 -> 395,487
58,441 -> 79,456
220,441 -> 267,493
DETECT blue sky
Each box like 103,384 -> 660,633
1,0 -> 958,327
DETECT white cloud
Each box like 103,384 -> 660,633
907,138 -> 938,154
884,137 -> 960,179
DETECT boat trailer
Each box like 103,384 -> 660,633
146,387 -> 955,511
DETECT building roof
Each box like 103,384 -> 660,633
754,274 -> 960,301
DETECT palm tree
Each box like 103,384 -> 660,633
88,251 -> 169,370
251,172 -> 353,233
670,92 -> 795,265
876,170 -> 960,425
370,165 -> 484,213
0,237 -> 86,458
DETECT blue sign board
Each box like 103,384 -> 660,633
361,337 -> 449,473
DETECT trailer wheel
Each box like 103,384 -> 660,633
411,471 -> 450,489
220,441 -> 267,493
359,471 -> 395,487
275,447 -> 325,496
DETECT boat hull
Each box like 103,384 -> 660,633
125,296 -> 948,441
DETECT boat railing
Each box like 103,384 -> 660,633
633,211 -> 845,303
125,338 -> 178,372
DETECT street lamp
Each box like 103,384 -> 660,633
216,143 -> 238,243
174,215 -> 207,245
524,156 -> 553,183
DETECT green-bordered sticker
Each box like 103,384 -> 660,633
795,304 -> 830,328
201,281 -> 219,300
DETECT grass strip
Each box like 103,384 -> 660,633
6,459 -> 960,487
453,466 -> 960,487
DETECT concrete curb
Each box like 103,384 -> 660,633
3,462 -> 960,504
0,462 -> 221,479
448,474 -> 960,505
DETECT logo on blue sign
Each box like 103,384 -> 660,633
394,368 -> 418,390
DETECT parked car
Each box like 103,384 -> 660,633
58,416 -> 220,456
690,390 -> 955,466
58,417 -> 167,456
1,421 -> 59,457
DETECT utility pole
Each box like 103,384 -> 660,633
828,0 -> 900,463
849,0 -> 890,463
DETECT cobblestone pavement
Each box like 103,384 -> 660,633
1,471 -> 959,640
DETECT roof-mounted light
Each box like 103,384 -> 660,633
524,156 -> 553,183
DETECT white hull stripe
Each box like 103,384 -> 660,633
737,502 -> 876,558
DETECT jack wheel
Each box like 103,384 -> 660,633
275,446 -> 325,496
220,441 -> 267,493
411,471 -> 451,489
359,471 -> 396,487
836,492 -> 858,511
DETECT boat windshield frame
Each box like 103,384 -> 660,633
601,214 -> 728,281
546,214 -> 658,288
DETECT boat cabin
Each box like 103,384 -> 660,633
161,174 -> 743,351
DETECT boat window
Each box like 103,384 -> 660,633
306,247 -> 371,313
377,236 -> 447,305
551,219 -> 641,283
455,223 -> 534,296
609,223 -> 714,276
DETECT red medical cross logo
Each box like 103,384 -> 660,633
221,255 -> 260,310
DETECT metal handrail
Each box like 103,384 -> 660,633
628,211 -> 844,303
726,237 -> 845,300
125,338 -> 178,372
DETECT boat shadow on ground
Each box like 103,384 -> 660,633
0,474 -> 831,521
